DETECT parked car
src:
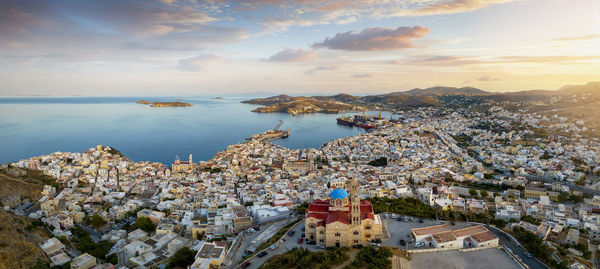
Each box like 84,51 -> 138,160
297,238 -> 304,244
301,233 -> 305,238
315,244 -> 325,249
288,231 -> 295,236
414,242 -> 424,248
400,239 -> 406,246
241,262 -> 251,269
370,242 -> 381,247
524,252 -> 532,258
269,244 -> 278,250
418,219 -> 424,223
257,251 -> 268,258
301,227 -> 305,231
397,217 -> 403,221
306,240 -> 316,245
352,244 -> 364,249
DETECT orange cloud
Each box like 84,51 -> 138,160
312,26 -> 430,51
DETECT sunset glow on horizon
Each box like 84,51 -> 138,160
1,0 -> 599,96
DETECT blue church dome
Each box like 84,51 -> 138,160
330,188 -> 349,200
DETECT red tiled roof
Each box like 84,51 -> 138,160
326,210 -> 350,225
470,231 -> 497,243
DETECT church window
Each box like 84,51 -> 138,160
365,225 -> 371,230
353,231 -> 359,235
335,232 -> 341,237
366,234 -> 371,238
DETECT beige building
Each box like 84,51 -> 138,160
172,154 -> 194,172
305,179 -> 383,247
525,187 -> 559,202
70,253 -> 96,269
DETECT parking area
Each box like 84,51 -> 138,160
410,248 -> 521,269
240,220 -> 317,269
381,215 -> 472,250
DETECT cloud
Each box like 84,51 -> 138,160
268,49 -> 317,62
551,34 -> 600,41
312,26 -> 430,51
177,54 -> 224,71
477,75 -> 499,81
350,73 -> 370,78
400,0 -> 513,16
304,65 -> 339,75
498,55 -> 600,64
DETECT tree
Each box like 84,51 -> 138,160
91,214 -> 106,228
168,247 -> 196,268
480,190 -> 489,198
131,216 -> 155,233
469,188 -> 478,197
106,253 -> 118,265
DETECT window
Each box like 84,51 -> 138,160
310,235 -> 314,239
353,231 -> 359,235
335,232 -> 341,237
319,239 -> 324,242
365,225 -> 371,230
366,234 -> 371,238
354,240 -> 358,243
309,224 -> 315,229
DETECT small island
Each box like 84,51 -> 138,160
210,97 -> 224,100
136,100 -> 193,107
242,95 -> 366,115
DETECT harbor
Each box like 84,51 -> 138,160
246,120 -> 291,142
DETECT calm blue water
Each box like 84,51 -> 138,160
0,97 -> 378,165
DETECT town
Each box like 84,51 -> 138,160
4,97 -> 600,269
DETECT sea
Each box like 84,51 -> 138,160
0,96 -> 383,165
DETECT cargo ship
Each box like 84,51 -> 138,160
336,116 -> 354,126
336,113 -> 376,130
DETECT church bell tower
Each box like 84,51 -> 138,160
350,178 -> 361,226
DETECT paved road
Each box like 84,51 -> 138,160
526,175 -> 600,196
225,217 -> 298,268
239,219 -> 313,269
486,225 -> 549,269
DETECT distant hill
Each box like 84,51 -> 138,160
559,82 -> 600,95
242,82 -> 600,113
400,86 -> 491,96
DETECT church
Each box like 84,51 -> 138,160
171,154 -> 194,172
305,179 -> 383,247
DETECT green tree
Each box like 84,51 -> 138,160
469,188 -> 478,197
168,247 -> 196,268
91,214 -> 106,228
131,217 -> 155,233
480,190 -> 489,198
106,253 -> 118,265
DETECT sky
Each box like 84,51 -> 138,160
0,0 -> 599,96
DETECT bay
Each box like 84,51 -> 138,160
0,97 -> 375,165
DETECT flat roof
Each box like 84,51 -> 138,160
197,243 -> 224,259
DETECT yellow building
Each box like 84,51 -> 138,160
525,187 -> 559,202
172,154 -> 194,172
305,179 -> 383,247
